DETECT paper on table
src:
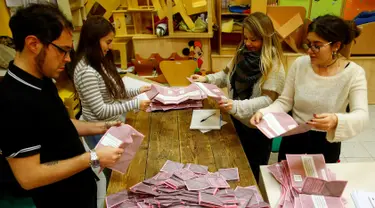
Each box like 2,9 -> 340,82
200,121 -> 227,133
286,154 -> 329,190
122,76 -> 151,89
95,125 -> 144,174
351,190 -> 375,208
190,109 -> 221,130
256,112 -> 312,139
301,177 -> 347,197
299,194 -> 344,208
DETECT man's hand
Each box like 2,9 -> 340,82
95,120 -> 122,134
95,146 -> 124,168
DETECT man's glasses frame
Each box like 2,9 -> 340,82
48,42 -> 72,58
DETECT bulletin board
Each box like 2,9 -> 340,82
310,0 -> 344,20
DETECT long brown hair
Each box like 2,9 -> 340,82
73,16 -> 126,99
234,12 -> 283,88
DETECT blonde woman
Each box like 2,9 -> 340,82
191,12 -> 285,182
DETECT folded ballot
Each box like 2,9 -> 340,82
256,112 -> 312,139
95,125 -> 144,174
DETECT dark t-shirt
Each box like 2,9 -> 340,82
0,62 -> 97,208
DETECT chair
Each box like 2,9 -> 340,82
159,60 -> 197,86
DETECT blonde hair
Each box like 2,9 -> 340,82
233,12 -> 283,89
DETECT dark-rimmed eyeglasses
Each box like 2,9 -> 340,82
48,42 -> 72,58
302,42 -> 332,53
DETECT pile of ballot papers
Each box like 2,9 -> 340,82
106,160 -> 270,208
138,82 -> 228,112
267,154 -> 348,208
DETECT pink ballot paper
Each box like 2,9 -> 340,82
286,154 -> 330,190
256,112 -> 312,139
95,125 -> 144,174
301,177 -> 347,197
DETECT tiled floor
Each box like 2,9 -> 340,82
268,105 -> 375,164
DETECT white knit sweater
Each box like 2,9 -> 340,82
259,55 -> 369,142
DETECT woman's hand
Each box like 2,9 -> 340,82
140,85 -> 151,93
190,74 -> 207,83
139,100 -> 151,111
250,112 -> 264,126
219,99 -> 233,113
307,113 -> 338,131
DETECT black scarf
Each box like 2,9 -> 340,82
230,47 -> 262,100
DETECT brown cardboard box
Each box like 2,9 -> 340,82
350,22 -> 375,55
267,6 -> 307,53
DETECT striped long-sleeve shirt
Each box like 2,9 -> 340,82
74,59 -> 140,122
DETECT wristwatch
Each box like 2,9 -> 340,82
89,150 -> 100,168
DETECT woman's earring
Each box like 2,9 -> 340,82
332,50 -> 338,59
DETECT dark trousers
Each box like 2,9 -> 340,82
231,116 -> 272,183
278,130 -> 341,163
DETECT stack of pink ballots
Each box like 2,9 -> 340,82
95,125 -> 144,174
144,83 -> 227,112
106,160 -> 270,208
267,154 -> 348,208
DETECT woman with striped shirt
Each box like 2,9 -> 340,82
72,16 -> 151,149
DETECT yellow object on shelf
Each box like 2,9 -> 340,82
57,82 -> 81,119
221,19 -> 234,33
0,0 -> 11,37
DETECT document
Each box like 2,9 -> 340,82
256,112 -> 312,139
95,125 -> 144,174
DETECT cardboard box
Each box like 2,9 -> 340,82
267,6 -> 308,53
350,22 -> 375,55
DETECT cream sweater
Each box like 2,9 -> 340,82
259,55 -> 369,142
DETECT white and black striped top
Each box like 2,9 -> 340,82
74,59 -> 140,122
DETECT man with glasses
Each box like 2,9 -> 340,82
0,3 -> 125,208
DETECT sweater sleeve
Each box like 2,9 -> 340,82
75,68 -> 139,120
229,60 -> 286,120
259,57 -> 298,115
206,58 -> 234,88
126,88 -> 141,97
327,68 -> 369,142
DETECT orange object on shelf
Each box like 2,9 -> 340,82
343,0 -> 375,20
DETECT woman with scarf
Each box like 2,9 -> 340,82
191,12 -> 285,182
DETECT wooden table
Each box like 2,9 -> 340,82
107,105 -> 257,195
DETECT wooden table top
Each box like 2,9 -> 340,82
107,103 -> 256,195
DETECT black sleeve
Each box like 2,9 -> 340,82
0,102 -> 42,159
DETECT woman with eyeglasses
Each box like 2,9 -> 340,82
250,14 -> 369,163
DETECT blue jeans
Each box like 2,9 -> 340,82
84,134 -> 103,150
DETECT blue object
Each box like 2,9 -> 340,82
228,5 -> 250,14
354,11 -> 375,25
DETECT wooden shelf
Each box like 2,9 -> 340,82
170,31 -> 213,38
112,8 -> 156,13
222,30 -> 242,34
221,8 -> 248,16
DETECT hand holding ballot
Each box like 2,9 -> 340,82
95,125 -> 144,174
251,112 -> 312,139
190,74 -> 207,83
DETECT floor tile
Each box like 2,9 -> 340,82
350,128 -> 375,142
361,141 -> 375,157
345,157 -> 374,162
341,141 -> 371,158
339,156 -> 347,163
